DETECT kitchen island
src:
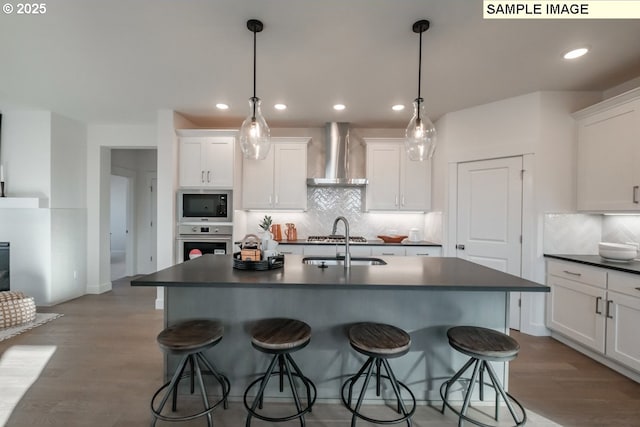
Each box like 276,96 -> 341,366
132,254 -> 548,403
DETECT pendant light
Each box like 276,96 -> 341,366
405,20 -> 436,161
239,19 -> 271,160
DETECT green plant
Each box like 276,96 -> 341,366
259,215 -> 273,231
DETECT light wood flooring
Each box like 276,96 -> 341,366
0,278 -> 638,426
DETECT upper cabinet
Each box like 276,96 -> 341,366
364,139 -> 431,212
177,130 -> 235,189
575,89 -> 640,212
242,138 -> 309,210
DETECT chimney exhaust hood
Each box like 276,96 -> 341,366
307,122 -> 367,187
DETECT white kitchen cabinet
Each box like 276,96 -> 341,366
606,271 -> 640,372
371,246 -> 405,256
546,259 -> 640,374
178,133 -> 235,189
303,245 -> 337,257
547,273 -> 606,353
405,246 -> 442,257
574,89 -> 640,212
242,138 -> 309,210
365,139 -> 431,212
277,244 -> 304,255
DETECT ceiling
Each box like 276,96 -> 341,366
1,0 -> 639,128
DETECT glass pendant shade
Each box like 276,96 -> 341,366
239,97 -> 271,160
405,98 -> 436,161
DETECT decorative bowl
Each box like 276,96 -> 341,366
598,242 -> 638,262
377,235 -> 409,244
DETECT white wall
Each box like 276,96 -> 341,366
434,91 -> 600,335
86,124 -> 156,294
1,111 -> 51,200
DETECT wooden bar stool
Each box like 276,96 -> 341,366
244,318 -> 317,426
341,322 -> 416,426
150,319 -> 230,427
440,326 -> 526,427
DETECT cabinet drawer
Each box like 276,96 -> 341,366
405,246 -> 442,257
371,246 -> 405,256
608,271 -> 640,298
277,244 -> 303,255
547,260 -> 607,288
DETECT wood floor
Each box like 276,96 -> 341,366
0,279 -> 638,426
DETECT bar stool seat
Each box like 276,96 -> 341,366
441,326 -> 526,427
151,319 -> 230,427
342,322 -> 416,426
244,318 -> 317,426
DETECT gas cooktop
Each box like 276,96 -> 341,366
306,235 -> 368,244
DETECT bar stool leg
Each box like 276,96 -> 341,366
382,359 -> 412,424
195,352 -> 231,410
282,356 -> 305,427
347,357 -> 374,407
459,359 -> 481,427
245,355 -> 280,427
441,357 -> 476,414
484,360 -> 523,424
286,353 -> 314,413
151,355 -> 190,427
192,359 -> 213,427
350,360 -> 376,427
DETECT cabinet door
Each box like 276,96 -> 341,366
277,244 -> 304,255
400,151 -> 430,211
242,149 -> 275,209
274,144 -> 307,210
605,291 -> 640,372
547,275 -> 606,353
179,139 -> 206,187
371,246 -> 405,256
203,138 -> 234,188
303,245 -> 337,256
577,100 -> 640,211
405,246 -> 441,257
366,144 -> 401,210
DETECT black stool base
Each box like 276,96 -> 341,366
341,356 -> 416,426
244,352 -> 317,426
440,357 -> 526,427
151,352 -> 230,426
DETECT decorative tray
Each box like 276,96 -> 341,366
233,252 -> 285,271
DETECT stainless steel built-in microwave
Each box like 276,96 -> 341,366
177,189 -> 232,223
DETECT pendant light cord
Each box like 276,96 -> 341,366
252,28 -> 257,119
417,29 -> 423,121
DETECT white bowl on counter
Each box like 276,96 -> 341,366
598,242 -> 638,262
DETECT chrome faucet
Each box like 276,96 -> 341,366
332,216 -> 351,268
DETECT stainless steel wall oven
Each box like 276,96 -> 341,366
176,224 -> 233,263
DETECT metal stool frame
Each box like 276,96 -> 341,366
440,356 -> 526,427
151,345 -> 230,427
243,341 -> 317,427
341,346 -> 416,426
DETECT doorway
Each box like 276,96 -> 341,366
455,156 -> 523,329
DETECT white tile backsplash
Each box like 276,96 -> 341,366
543,213 -> 602,254
544,213 -> 640,254
243,187 -> 441,241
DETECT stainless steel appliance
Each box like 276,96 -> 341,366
177,189 -> 232,223
176,224 -> 233,263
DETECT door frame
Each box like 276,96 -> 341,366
446,153 -> 538,334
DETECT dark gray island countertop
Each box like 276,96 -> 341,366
131,254 -> 548,292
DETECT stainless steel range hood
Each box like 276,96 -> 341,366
307,122 -> 368,187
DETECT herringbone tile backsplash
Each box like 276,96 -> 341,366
244,187 -> 436,240
544,213 -> 640,254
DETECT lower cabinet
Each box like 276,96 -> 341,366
277,244 -> 442,258
546,259 -> 640,374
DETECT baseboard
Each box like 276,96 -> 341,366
86,281 -> 112,294
551,331 -> 640,383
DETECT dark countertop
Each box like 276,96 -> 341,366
132,254 -> 548,292
272,240 -> 442,247
544,254 -> 640,275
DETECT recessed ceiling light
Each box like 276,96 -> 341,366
216,103 -> 229,110
333,104 -> 346,111
563,47 -> 589,60
274,103 -> 287,110
392,104 -> 405,111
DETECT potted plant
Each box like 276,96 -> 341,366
259,215 -> 273,242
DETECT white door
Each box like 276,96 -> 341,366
456,156 -> 523,329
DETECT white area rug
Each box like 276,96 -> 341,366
0,313 -> 63,342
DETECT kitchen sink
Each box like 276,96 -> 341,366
302,256 -> 387,266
